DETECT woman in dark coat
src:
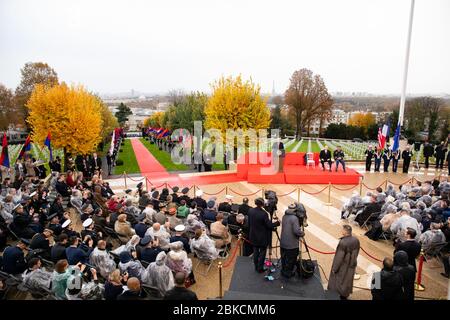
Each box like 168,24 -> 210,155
327,225 -> 360,299
393,250 -> 415,301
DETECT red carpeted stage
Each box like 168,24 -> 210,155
131,139 -> 361,186
237,152 -> 362,185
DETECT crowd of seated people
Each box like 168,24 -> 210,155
0,163 -> 252,300
342,178 -> 450,281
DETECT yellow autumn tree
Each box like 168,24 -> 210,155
26,83 -> 103,158
205,75 -> 271,149
144,111 -> 165,128
348,112 -> 376,128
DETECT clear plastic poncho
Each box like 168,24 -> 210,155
190,234 -> 219,261
166,241 -> 192,274
142,251 -> 174,294
89,247 -> 117,279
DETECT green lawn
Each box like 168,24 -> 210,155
139,138 -> 190,171
114,139 -> 140,174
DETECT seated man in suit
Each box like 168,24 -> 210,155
319,145 -> 332,172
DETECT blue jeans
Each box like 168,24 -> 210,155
335,159 -> 346,172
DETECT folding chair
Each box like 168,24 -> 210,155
423,242 -> 447,262
193,247 -> 215,277
361,212 -> 381,230
306,152 -> 315,169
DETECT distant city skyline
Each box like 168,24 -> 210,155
1,0 -> 449,95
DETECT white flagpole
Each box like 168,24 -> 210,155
398,0 -> 415,126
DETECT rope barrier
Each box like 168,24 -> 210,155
228,188 -> 262,197
387,178 -> 412,186
222,240 -> 241,268
331,184 -> 358,191
276,188 -> 298,197
125,174 -> 146,182
203,187 -> 227,196
302,241 -> 335,255
359,247 -> 383,263
301,185 -> 329,195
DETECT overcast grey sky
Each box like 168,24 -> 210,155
1,0 -> 449,95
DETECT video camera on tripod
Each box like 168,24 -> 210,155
264,190 -> 278,217
285,202 -> 308,227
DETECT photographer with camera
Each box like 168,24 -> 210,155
280,203 -> 305,278
248,197 -> 280,273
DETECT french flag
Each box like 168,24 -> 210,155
0,133 -> 10,168
378,124 -> 389,150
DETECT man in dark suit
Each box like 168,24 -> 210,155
401,146 -> 413,173
394,228 -> 421,271
247,198 -> 280,273
319,145 -> 332,172
117,277 -> 146,300
364,145 -> 374,172
29,228 -> 53,259
423,141 -> 434,169
1,239 -> 28,274
90,152 -> 102,175
435,141 -> 447,169
163,272 -> 198,300
238,198 -> 251,215
333,146 -> 346,172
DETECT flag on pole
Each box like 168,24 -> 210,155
378,124 -> 389,149
109,130 -> 115,155
17,135 -> 32,160
0,133 -> 10,168
44,132 -> 53,161
392,121 -> 401,152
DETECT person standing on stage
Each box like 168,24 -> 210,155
391,149 -> 401,173
364,145 -> 374,172
374,147 -> 382,172
435,141 -> 447,170
423,141 -> 434,169
327,225 -> 360,300
320,145 -> 332,172
401,145 -> 413,173
247,198 -> 280,273
333,146 -> 346,173
383,144 -> 392,173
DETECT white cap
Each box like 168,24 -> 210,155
82,218 -> 93,228
30,191 -> 37,197
195,190 -> 203,197
62,219 -> 71,228
13,203 -> 21,211
174,224 -> 186,232
225,194 -> 234,200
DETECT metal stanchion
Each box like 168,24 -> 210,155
218,262 -> 223,298
359,178 -> 363,196
226,185 -> 229,195
238,234 -> 243,256
415,249 -> 425,291
123,171 -> 127,189
193,185 -> 196,197
384,179 -> 388,191
262,188 -> 265,198
145,177 -> 148,192
297,187 -> 301,203
324,182 -> 332,206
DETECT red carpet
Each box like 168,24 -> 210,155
131,139 -> 361,186
130,138 -> 169,179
